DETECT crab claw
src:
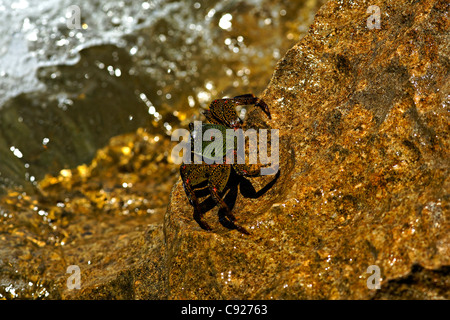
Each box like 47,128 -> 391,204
255,99 -> 271,119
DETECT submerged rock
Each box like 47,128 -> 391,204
1,0 -> 448,299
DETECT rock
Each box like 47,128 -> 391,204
0,129 -> 178,299
164,0 -> 449,299
1,0 -> 448,299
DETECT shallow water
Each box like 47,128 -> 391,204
0,0 -> 324,194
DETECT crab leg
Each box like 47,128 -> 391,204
193,206 -> 212,231
232,164 -> 263,177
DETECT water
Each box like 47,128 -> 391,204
0,0 -> 324,194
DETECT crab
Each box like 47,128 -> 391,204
180,94 -> 277,234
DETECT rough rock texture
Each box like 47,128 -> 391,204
164,0 -> 449,299
1,0 -> 448,299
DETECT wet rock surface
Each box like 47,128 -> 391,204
0,129 -> 178,299
164,0 -> 449,299
1,0 -> 449,299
